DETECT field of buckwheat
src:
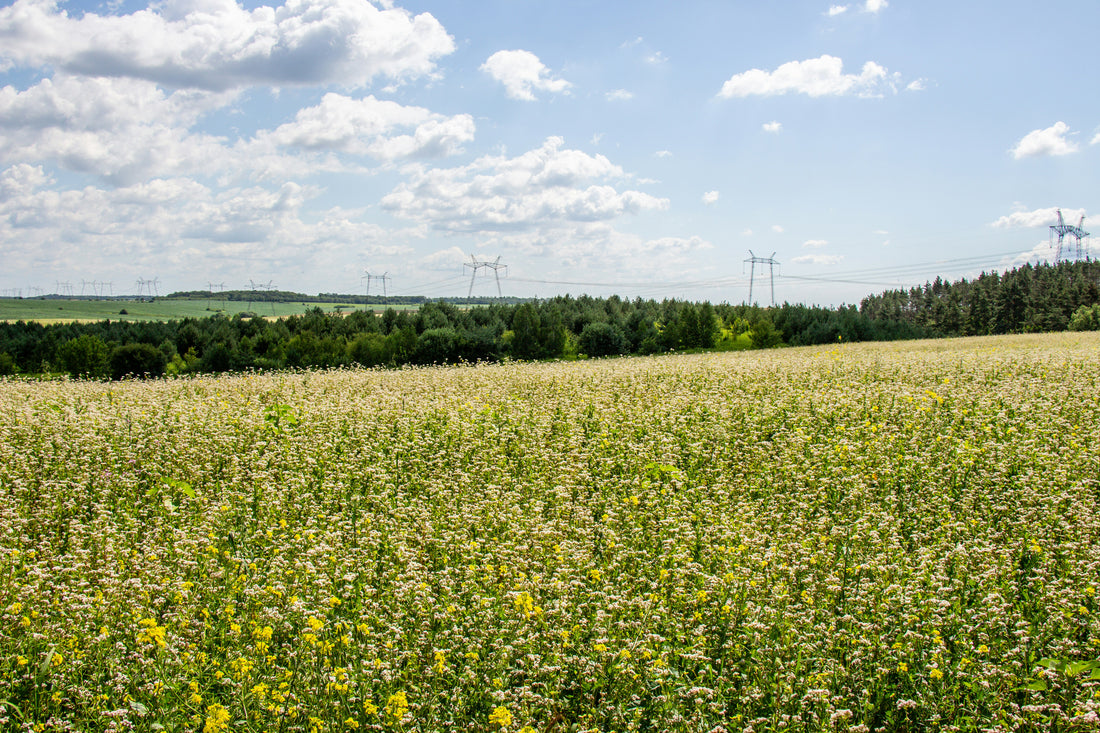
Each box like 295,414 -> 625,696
2,332 -> 1100,733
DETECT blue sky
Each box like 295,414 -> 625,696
0,0 -> 1096,305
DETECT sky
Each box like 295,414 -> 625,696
0,0 -> 1097,305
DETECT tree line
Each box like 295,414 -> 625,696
1,261 -> 1097,379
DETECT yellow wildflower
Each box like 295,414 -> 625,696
384,690 -> 408,724
203,704 -> 230,733
489,706 -> 513,728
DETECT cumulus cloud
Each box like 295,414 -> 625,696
718,55 -> 892,98
258,93 -> 474,159
906,79 -> 926,91
762,121 -> 782,133
653,150 -> 673,158
382,137 -> 667,234
864,0 -> 887,13
791,254 -> 843,265
827,5 -> 848,16
702,190 -> 719,205
1093,131 -> 1100,145
0,75 -> 233,184
605,89 -> 633,102
991,206 -> 1086,229
480,50 -> 571,101
1011,122 -> 1079,159
0,0 -> 454,91
1003,241 -> 1054,268
771,224 -> 784,233
803,239 -> 828,248
0,167 -> 408,280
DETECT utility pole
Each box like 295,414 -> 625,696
744,250 -> 779,306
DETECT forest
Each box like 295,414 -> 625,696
1,260 -> 1098,379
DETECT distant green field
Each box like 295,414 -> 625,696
0,298 -> 419,323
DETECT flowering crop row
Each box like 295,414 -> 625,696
1,333 -> 1099,732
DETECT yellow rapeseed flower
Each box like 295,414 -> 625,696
203,704 -> 230,733
489,706 -> 513,728
384,691 -> 408,724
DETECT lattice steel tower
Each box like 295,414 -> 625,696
1050,209 -> 1090,261
744,251 -> 779,306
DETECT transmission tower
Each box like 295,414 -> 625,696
464,255 -> 507,297
744,250 -> 779,306
57,281 -> 74,298
248,280 -> 276,314
362,271 -> 391,297
207,281 -> 226,308
1050,209 -> 1090,261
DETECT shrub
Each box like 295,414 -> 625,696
109,342 -> 167,379
58,334 -> 110,378
578,321 -> 629,357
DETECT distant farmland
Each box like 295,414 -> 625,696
0,297 -> 418,323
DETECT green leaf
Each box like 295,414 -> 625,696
129,700 -> 148,715
39,645 -> 57,675
1037,658 -> 1062,671
165,478 -> 195,498
1020,680 -> 1048,691
1065,661 -> 1094,677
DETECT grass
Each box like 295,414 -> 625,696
0,298 -> 419,324
1,332 -> 1099,732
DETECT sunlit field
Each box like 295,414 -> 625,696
2,333 -> 1099,732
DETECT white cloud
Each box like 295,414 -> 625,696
864,0 -> 887,13
382,137 -> 667,234
771,224 -> 784,233
0,75 -> 233,184
1011,122 -> 1079,159
718,55 -> 892,98
762,121 -> 782,133
1093,131 -> 1100,145
906,79 -> 926,92
791,254 -> 843,265
480,50 -> 571,101
420,246 -> 468,271
803,239 -> 828,248
827,5 -> 849,16
646,51 -> 668,65
0,167 -> 408,280
991,206 -> 1086,229
0,0 -> 454,91
605,89 -> 633,102
653,150 -> 673,158
258,93 -> 474,159
702,190 -> 719,205
1003,241 -> 1054,268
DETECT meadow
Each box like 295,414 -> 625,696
0,299 -> 408,324
1,333 -> 1099,732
